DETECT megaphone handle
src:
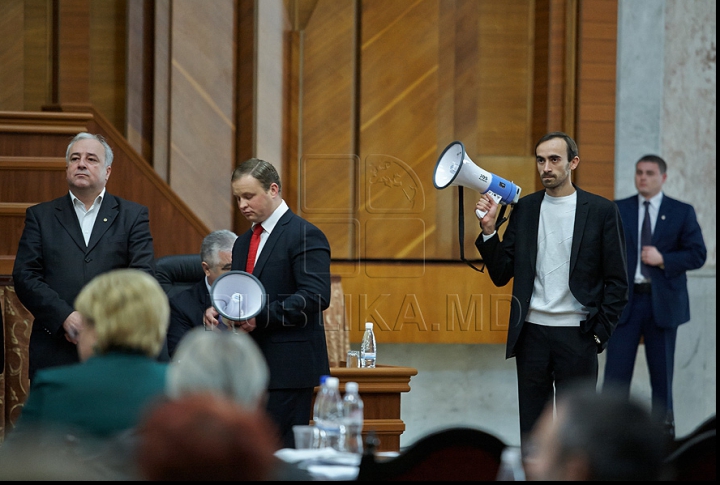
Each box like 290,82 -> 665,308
476,191 -> 503,220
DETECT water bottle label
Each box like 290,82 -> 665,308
361,352 -> 376,359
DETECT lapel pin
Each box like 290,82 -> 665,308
661,215 -> 666,220
104,218 -> 108,222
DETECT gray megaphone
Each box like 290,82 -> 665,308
433,141 -> 521,218
210,270 -> 266,321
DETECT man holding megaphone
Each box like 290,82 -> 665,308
474,131 -> 629,452
203,158 -> 332,450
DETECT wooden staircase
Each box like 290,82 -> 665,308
0,109 -> 210,275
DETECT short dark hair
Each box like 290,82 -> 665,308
536,131 -> 579,161
231,158 -> 281,192
554,384 -> 671,481
637,154 -> 667,174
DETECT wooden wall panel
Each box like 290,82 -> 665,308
53,0 -> 91,106
23,0 -> 52,111
152,0 -> 171,181
333,261 -> 513,344
294,0 -> 357,260
168,0 -> 236,232
89,0 -> 127,131
0,157 -> 66,203
0,0 -> 25,111
477,0 -> 534,157
125,0 -> 155,164
359,0 -> 438,262
574,0 -> 617,201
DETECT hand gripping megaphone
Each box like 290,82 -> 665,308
433,141 -> 521,218
210,270 -> 266,321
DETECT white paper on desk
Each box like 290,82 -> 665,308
275,448 -> 339,463
275,448 -> 361,480
306,464 -> 359,481
275,448 -> 360,466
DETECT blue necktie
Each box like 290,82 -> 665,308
641,200 -> 652,278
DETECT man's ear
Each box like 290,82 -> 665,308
269,183 -> 279,197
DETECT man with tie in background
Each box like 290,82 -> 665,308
204,158 -> 332,449
603,154 -> 707,438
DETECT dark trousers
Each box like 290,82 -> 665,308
266,387 -> 314,449
515,323 -> 598,442
603,291 -> 677,419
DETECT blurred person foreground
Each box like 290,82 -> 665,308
136,393 -> 281,481
524,383 -> 671,481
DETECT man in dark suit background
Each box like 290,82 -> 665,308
204,158 -> 331,448
166,229 -> 237,357
12,132 -> 156,381
603,154 -> 707,437
475,132 -> 629,449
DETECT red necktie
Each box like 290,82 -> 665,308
245,224 -> 263,273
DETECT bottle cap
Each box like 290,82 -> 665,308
319,375 -> 329,385
346,381 -> 359,393
326,376 -> 340,388
365,322 -> 373,329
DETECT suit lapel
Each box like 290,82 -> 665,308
653,195 -> 673,244
625,196 -> 640,250
528,192 -> 542,272
54,194 -> 87,251
87,193 -> 119,253
252,210 -> 292,275
569,188 -> 589,273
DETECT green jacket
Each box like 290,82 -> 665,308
14,351 -> 167,439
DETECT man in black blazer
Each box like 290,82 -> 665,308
603,155 -> 706,437
165,229 -> 237,357
475,132 -> 628,448
12,132 -> 156,381
205,158 -> 331,449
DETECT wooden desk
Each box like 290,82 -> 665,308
312,364 -> 418,453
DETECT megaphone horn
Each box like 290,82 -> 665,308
210,270 -> 266,321
433,141 -> 521,218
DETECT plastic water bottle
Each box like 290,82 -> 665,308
312,375 -> 330,448
360,322 -> 377,368
496,447 -> 526,481
342,381 -> 364,454
314,376 -> 345,451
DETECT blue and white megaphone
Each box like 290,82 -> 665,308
433,141 -> 522,218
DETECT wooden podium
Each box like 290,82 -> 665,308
312,364 -> 418,452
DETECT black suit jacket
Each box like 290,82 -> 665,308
476,186 -> 629,359
232,209 -> 331,389
12,192 -> 155,376
615,194 -> 706,329
166,279 -> 210,357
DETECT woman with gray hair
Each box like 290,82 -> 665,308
167,326 -> 270,409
